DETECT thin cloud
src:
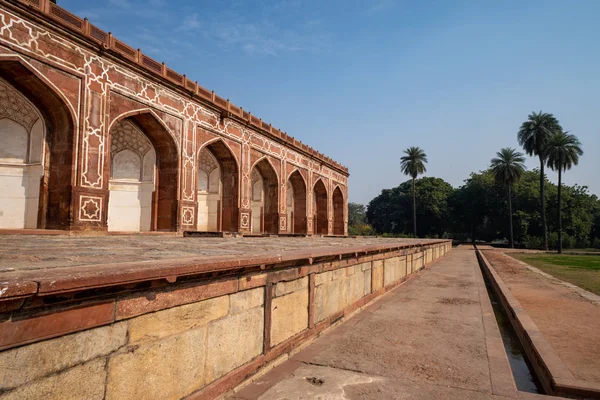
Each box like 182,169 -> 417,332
367,0 -> 395,14
181,13 -> 201,31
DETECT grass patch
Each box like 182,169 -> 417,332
512,253 -> 600,295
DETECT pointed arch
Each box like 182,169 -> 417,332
108,108 -> 179,151
287,169 -> 307,234
251,157 -> 279,234
0,58 -> 76,229
313,178 -> 328,235
196,138 -> 239,232
198,137 -> 240,172
332,185 -> 345,235
251,155 -> 279,181
108,111 -> 179,231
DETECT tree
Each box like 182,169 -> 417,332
367,177 -> 453,237
400,147 -> 427,237
490,148 -> 526,248
348,202 -> 376,236
546,131 -> 583,253
517,111 -> 562,250
348,203 -> 367,226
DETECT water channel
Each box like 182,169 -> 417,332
481,268 -> 543,394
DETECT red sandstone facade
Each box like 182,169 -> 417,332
0,0 -> 349,235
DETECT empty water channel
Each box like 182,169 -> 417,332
479,262 -> 543,394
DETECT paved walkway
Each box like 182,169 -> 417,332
231,248 -> 521,400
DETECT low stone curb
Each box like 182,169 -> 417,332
476,247 -> 600,399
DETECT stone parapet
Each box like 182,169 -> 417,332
0,239 -> 452,399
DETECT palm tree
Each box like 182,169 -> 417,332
490,148 -> 526,248
546,131 -> 583,253
400,147 -> 427,238
517,111 -> 562,250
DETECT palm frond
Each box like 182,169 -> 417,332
400,146 -> 428,179
546,131 -> 584,172
490,147 -> 526,186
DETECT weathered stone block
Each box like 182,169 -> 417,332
230,287 -> 264,315
332,268 -> 346,281
399,256 -> 407,279
314,270 -> 331,286
384,257 -> 400,286
347,268 -> 365,305
106,328 -> 207,400
372,260 -> 383,291
314,274 -> 348,323
0,358 -> 106,400
0,322 -> 126,390
364,269 -> 372,296
275,276 -> 308,297
128,296 -> 228,343
116,277 -> 237,320
238,272 -> 267,291
205,307 -> 264,383
271,288 -> 308,346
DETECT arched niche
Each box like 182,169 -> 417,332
0,61 -> 75,230
333,186 -> 345,235
107,119 -> 156,232
313,178 -> 328,235
107,112 -> 178,232
197,147 -> 221,231
287,170 -> 307,234
197,139 -> 239,232
251,158 -> 279,234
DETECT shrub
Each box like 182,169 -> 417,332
524,235 -> 544,249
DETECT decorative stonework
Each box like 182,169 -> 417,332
181,206 -> 194,225
0,79 -> 39,131
279,216 -> 286,231
198,147 -> 219,175
240,212 -> 250,229
111,120 -> 152,158
79,196 -> 102,222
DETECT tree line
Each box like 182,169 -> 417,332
350,111 -> 599,251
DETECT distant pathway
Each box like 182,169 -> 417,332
231,248 -> 521,400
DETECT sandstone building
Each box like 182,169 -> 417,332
0,0 -> 349,235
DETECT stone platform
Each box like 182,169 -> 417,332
0,236 -> 451,400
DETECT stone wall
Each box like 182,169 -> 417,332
0,241 -> 452,400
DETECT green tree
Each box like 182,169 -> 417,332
348,202 -> 367,226
546,131 -> 583,253
347,202 -> 376,236
400,147 -> 428,237
367,177 -> 453,237
517,111 -> 563,250
490,148 -> 526,248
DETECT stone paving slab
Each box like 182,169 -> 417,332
0,236 -> 440,272
0,236 -> 445,301
230,248 -> 519,400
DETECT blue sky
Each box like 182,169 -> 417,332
63,0 -> 599,204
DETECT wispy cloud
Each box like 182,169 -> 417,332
181,13 -> 201,31
75,0 -> 331,58
367,0 -> 395,14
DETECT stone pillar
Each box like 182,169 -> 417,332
238,131 -> 252,234
73,69 -> 108,232
179,119 -> 196,231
